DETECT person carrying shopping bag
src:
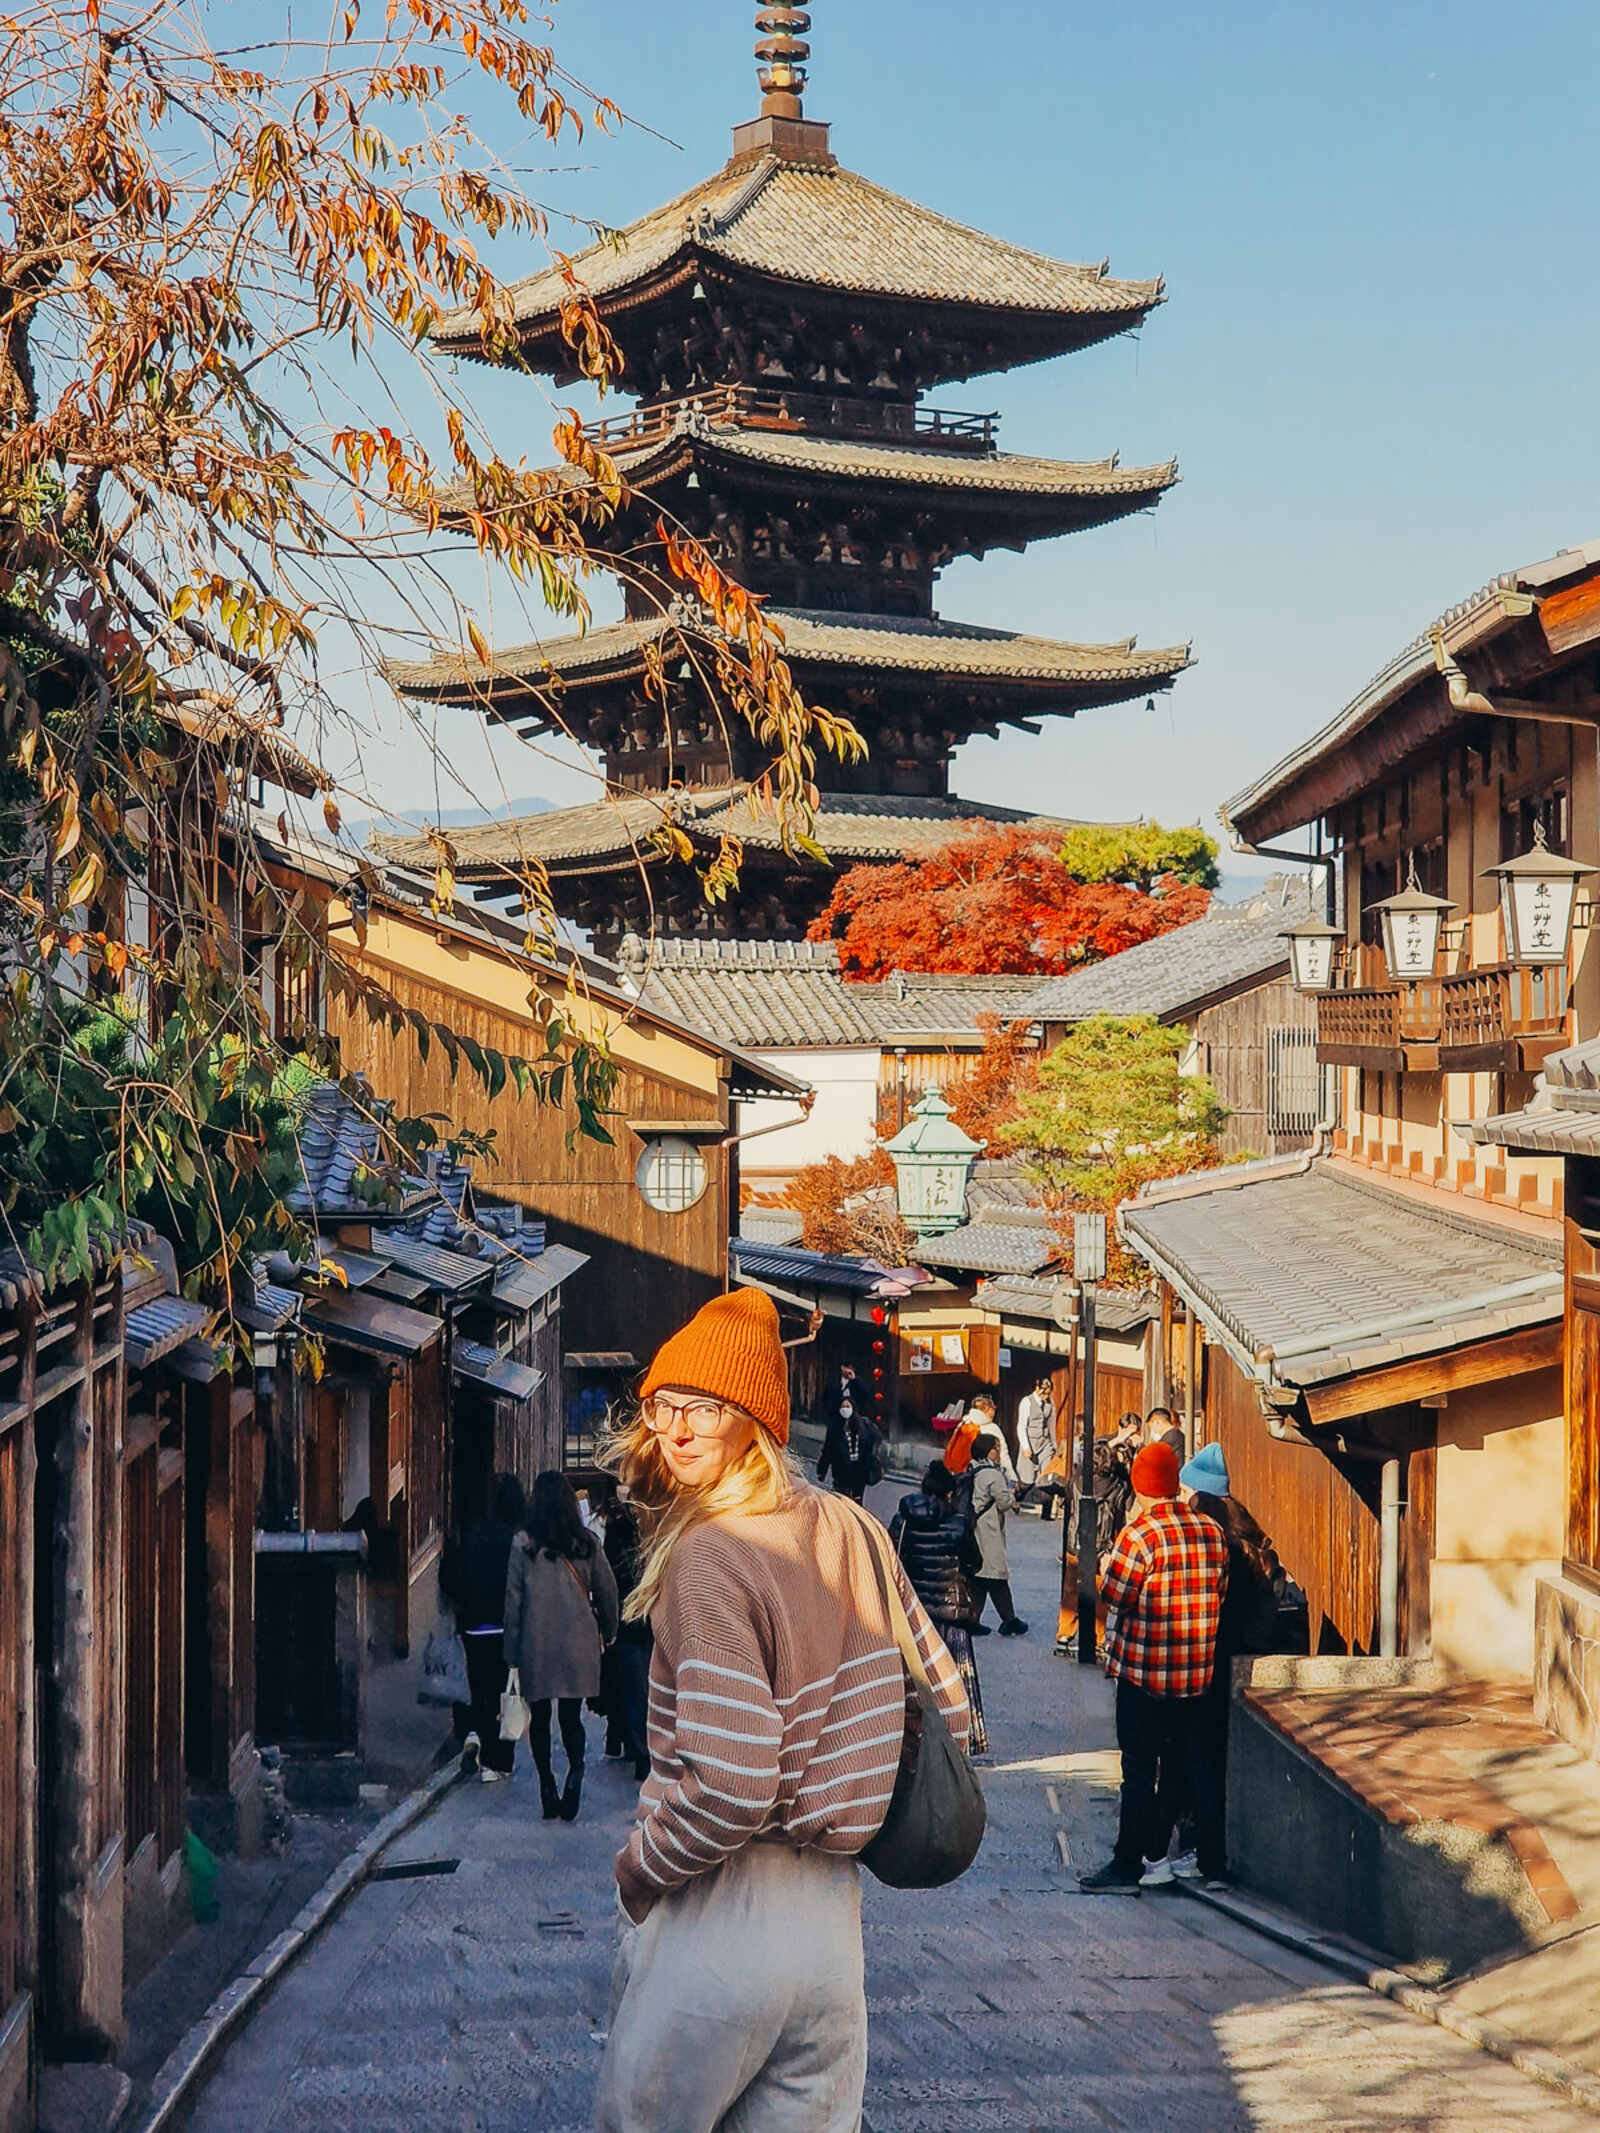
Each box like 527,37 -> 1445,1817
504,1471 -> 620,1823
595,1288 -> 971,2133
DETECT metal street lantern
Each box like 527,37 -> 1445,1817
1280,915 -> 1343,994
1370,858 -> 1456,983
885,1089 -> 984,1237
1483,821 -> 1597,968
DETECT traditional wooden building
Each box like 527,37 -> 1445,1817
322,877 -> 810,1402
1,1251 -> 128,2128
378,10 -> 1187,949
1023,876 -> 1323,1160
1121,541 -> 1600,1685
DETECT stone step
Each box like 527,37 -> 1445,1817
39,2062 -> 132,2132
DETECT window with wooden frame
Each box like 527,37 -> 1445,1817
1501,781 -> 1571,863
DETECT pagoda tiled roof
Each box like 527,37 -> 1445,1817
432,153 -> 1161,356
440,421 -> 1178,519
384,607 -> 1191,706
372,788 -> 1082,879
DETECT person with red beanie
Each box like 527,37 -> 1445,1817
594,1286 -> 970,2132
1078,1439 -> 1229,1894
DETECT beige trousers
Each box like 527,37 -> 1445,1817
594,1844 -> 867,2133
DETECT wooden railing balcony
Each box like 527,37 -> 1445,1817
585,384 -> 1001,456
1317,945 -> 1570,1073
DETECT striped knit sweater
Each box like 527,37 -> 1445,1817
615,1486 -> 971,1920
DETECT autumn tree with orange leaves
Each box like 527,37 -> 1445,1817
0,0 -> 855,1308
808,821 -> 1216,980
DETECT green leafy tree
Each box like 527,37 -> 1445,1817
1003,1014 -> 1228,1286
1056,824 -> 1220,894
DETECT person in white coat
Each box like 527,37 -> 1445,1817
1016,1378 -> 1059,1514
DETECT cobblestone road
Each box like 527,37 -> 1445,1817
184,1494 -> 1599,2132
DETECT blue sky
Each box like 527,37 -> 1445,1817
339,0 -> 1600,873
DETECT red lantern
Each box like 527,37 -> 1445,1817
871,1338 -> 887,1356
872,1366 -> 885,1382
870,1305 -> 887,1325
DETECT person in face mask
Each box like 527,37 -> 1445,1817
817,1378 -> 883,1504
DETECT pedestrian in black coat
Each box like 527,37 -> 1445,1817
816,1391 -> 881,1503
599,1489 -> 653,1782
890,1462 -> 989,1756
439,1472 -> 526,1780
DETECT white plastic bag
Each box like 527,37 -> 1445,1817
499,1665 -> 530,1743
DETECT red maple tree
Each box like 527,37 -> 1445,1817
946,1018 -> 1042,1146
807,824 -> 1211,979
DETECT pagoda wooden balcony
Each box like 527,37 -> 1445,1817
585,383 -> 1001,455
1317,951 -> 1569,1073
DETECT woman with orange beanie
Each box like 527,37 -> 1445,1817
594,1286 -> 970,2132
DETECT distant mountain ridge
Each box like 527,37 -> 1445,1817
349,795 -> 555,848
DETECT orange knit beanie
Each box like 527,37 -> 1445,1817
640,1287 -> 790,1444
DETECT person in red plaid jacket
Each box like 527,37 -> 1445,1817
1079,1441 -> 1229,1893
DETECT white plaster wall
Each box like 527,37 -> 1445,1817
737,1048 -> 881,1182
1431,1367 -> 1564,1679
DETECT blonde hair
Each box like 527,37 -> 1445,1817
599,1403 -> 798,1622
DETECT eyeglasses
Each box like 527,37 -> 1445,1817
640,1395 -> 737,1437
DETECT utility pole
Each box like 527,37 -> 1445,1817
1073,1214 -> 1107,1667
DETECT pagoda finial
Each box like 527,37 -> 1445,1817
754,6 -> 811,120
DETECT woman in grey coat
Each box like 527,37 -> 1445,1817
970,1441 -> 1029,1637
505,1472 -> 620,1821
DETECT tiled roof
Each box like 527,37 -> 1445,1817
433,155 -> 1161,350
623,936 -> 1044,1049
908,1222 -> 1058,1277
972,1272 -> 1155,1336
385,606 -> 1191,703
441,421 -> 1177,520
491,1242 -> 589,1314
738,1208 -> 806,1247
453,1339 -> 544,1403
375,788 -> 1085,878
1225,540 -> 1600,842
285,1083 -> 435,1226
1121,1158 -> 1560,1393
1022,876 -> 1318,1022
1461,1036 -> 1600,1157
125,1295 -> 216,1369
729,1237 -> 930,1298
369,1231 -> 498,1299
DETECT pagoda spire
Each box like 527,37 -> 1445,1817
754,6 -> 810,120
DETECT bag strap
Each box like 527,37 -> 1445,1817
854,1509 -> 934,1699
561,1555 -> 593,1607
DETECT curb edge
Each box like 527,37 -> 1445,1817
130,1757 -> 464,2133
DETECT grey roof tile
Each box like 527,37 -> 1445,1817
433,155 -> 1161,346
1023,876 -> 1317,1022
385,606 -> 1190,704
1122,1161 -> 1560,1390
375,787 -> 1086,878
1463,1034 -> 1600,1157
625,937 -> 1044,1050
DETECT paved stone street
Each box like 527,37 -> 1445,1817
183,1498 -> 1599,2132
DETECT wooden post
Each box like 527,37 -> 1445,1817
15,1299 -> 39,2024
1184,1303 -> 1199,1455
1076,1286 -> 1100,1666
48,1283 -> 118,2052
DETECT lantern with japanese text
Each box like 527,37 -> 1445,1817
1370,860 -> 1455,983
1484,823 -> 1596,968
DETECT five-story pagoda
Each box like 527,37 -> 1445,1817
382,9 -> 1190,949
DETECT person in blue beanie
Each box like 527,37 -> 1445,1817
1141,1439 -> 1285,1887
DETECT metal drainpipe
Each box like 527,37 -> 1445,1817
1379,1457 -> 1403,1659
